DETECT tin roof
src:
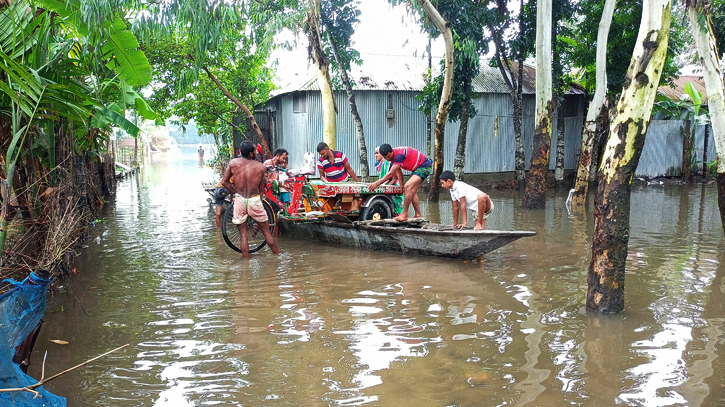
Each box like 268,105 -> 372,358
657,75 -> 708,104
271,55 -> 585,97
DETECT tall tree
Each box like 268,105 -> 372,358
306,0 -> 338,149
685,0 -> 725,232
414,0 -> 455,202
551,0 -> 577,184
417,0 -> 488,183
522,0 -> 553,209
322,0 -> 369,180
571,0 -> 616,207
569,0 -> 685,190
485,0 -> 535,185
587,0 -> 672,313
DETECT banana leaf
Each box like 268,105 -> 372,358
36,0 -> 152,86
95,107 -> 141,137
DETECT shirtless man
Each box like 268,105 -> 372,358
221,141 -> 279,258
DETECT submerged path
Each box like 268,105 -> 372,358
27,147 -> 725,406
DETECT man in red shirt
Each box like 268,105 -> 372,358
316,142 -> 359,183
368,144 -> 432,221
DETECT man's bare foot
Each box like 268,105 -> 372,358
474,225 -> 484,230
394,214 -> 409,222
412,214 -> 424,218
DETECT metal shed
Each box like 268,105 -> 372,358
259,57 -> 587,177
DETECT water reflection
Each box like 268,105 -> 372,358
27,148 -> 725,406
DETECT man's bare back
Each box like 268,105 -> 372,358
221,156 -> 266,198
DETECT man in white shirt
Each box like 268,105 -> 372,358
439,170 -> 493,230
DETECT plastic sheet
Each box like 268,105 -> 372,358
0,272 -> 65,407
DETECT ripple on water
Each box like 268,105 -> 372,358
28,160 -> 725,406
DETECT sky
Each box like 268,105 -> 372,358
268,0 -> 446,89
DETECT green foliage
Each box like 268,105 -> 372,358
568,0 -> 685,96
412,0 -> 490,122
141,27 -> 275,136
321,0 -> 362,85
653,84 -> 710,171
36,0 -> 153,87
654,84 -> 709,126
712,0 -> 725,49
417,36 -> 481,122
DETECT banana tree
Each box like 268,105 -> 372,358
652,82 -> 709,180
0,0 -> 154,259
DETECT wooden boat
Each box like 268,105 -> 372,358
277,218 -> 536,260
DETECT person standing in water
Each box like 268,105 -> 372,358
198,145 -> 205,167
221,141 -> 279,258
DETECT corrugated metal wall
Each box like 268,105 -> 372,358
636,121 -> 716,177
266,91 -> 714,179
323,90 -> 430,175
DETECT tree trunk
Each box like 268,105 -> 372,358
572,0 -> 616,207
453,75 -> 472,181
513,79 -> 525,183
554,104 -> 565,183
683,119 -> 692,181
590,102 -> 612,182
702,124 -> 709,179
133,133 -> 138,167
0,160 -> 17,257
426,37 -> 433,158
514,0 -> 526,184
307,0 -> 337,149
326,31 -> 368,180
488,5 -> 525,184
202,66 -> 272,159
522,0 -> 553,209
687,1 -> 725,231
416,0 -> 454,202
587,0 -> 671,313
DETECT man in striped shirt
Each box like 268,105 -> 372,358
368,144 -> 432,221
316,142 -> 359,183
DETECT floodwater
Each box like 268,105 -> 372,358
29,147 -> 725,406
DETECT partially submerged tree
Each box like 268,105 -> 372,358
587,0 -> 672,313
685,0 -> 725,232
571,0 -> 616,207
522,0 -> 553,209
570,0 -> 685,203
551,0 -> 577,184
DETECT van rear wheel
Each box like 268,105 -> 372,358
359,196 -> 393,221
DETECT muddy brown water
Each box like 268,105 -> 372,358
28,147 -> 725,406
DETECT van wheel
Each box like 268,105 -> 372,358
359,196 -> 393,221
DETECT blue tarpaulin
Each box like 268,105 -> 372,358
0,272 -> 65,406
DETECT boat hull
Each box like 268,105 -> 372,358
278,220 -> 535,260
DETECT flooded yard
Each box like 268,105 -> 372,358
29,148 -> 725,406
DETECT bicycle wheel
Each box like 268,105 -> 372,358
221,200 -> 276,253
